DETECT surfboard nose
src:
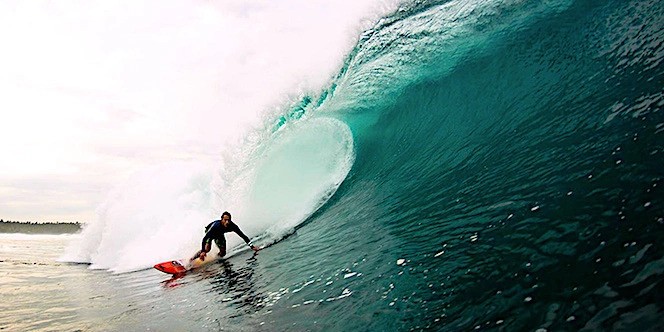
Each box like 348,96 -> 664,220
154,260 -> 187,274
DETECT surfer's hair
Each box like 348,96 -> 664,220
221,211 -> 232,220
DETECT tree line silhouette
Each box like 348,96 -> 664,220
0,220 -> 82,234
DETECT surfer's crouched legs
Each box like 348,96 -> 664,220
215,238 -> 227,257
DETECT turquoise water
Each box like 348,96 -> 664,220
265,0 -> 664,329
3,0 -> 664,331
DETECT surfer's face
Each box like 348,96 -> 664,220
221,215 -> 230,226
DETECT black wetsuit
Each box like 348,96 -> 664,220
201,220 -> 251,252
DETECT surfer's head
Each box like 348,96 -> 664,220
221,211 -> 231,226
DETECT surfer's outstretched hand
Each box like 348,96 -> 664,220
250,245 -> 260,252
198,251 -> 207,261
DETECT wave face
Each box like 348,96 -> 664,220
260,0 -> 664,330
63,0 -> 663,330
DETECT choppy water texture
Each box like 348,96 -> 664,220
3,0 -> 664,330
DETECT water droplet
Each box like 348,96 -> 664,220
524,297 -> 533,302
531,206 -> 540,212
396,259 -> 406,266
644,202 -> 651,208
434,251 -> 445,258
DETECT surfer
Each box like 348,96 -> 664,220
192,211 -> 259,261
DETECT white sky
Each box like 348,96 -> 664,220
0,0 -> 395,222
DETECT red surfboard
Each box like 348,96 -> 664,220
154,245 -> 263,275
153,255 -> 220,275
153,260 -> 188,275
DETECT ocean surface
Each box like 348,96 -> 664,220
2,0 -> 663,330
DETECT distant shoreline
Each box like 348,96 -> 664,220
0,221 -> 82,234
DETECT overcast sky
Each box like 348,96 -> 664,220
0,0 -> 394,222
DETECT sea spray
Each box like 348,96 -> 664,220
59,162 -> 213,272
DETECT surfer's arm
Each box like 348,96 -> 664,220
232,224 -> 260,252
233,226 -> 251,244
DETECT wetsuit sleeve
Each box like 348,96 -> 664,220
231,223 -> 251,244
